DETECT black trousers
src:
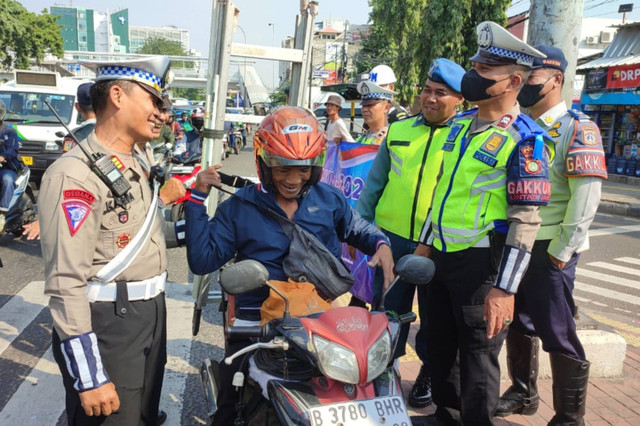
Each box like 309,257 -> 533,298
426,248 -> 506,426
52,293 -> 167,426
511,239 -> 585,360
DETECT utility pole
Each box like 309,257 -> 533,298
527,0 -> 586,107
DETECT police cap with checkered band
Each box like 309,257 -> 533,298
470,21 -> 546,68
81,56 -> 171,100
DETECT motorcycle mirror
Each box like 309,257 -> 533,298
394,254 -> 435,285
55,131 -> 66,138
219,260 -> 269,295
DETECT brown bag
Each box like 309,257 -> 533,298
260,279 -> 333,325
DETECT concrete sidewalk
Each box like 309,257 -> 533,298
401,323 -> 640,425
598,175 -> 640,218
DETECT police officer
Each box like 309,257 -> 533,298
416,22 -> 554,424
366,64 -> 408,124
496,45 -> 606,425
354,80 -> 395,145
39,56 -> 185,425
356,58 -> 465,408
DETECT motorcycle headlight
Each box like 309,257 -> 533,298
312,334 -> 360,384
367,331 -> 391,382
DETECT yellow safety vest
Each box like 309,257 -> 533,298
375,115 -> 448,241
431,113 -> 553,252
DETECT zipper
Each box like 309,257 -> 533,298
409,126 -> 436,240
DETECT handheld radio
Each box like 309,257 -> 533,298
45,100 -> 132,208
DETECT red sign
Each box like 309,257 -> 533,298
607,64 -> 640,89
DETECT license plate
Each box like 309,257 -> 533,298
309,395 -> 411,426
21,156 -> 33,165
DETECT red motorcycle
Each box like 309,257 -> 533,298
200,254 -> 435,425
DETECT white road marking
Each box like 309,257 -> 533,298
0,281 -> 48,355
576,268 -> 640,291
586,261 -> 640,277
575,281 -> 640,305
615,257 -> 640,266
589,225 -> 640,237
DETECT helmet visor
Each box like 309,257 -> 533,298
261,150 -> 326,168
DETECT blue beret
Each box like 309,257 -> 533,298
76,82 -> 94,106
532,45 -> 567,72
427,58 -> 465,93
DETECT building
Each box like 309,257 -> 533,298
129,26 -> 190,54
51,6 -> 129,53
577,22 -> 640,159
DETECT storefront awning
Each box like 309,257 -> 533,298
582,90 -> 640,105
577,23 -> 640,71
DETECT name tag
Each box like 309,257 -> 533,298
473,151 -> 498,167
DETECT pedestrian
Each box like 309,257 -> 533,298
185,106 -> 394,426
366,64 -> 408,124
38,56 -> 185,425
63,82 -> 97,152
324,94 -> 354,144
415,21 -> 554,425
356,58 -> 466,409
0,100 -> 21,231
496,45 -> 607,425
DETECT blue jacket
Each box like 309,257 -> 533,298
185,182 -> 389,320
0,125 -> 21,171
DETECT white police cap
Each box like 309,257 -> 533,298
470,21 -> 545,68
81,56 -> 171,99
357,80 -> 397,102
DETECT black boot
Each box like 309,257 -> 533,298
548,353 -> 590,426
408,364 -> 433,408
495,329 -> 540,417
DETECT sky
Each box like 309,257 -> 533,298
24,0 -> 372,91
23,0 -> 640,91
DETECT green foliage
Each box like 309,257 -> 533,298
139,37 -> 195,69
174,88 -> 204,101
365,0 -> 511,104
0,1 -> 64,69
353,28 -> 396,75
270,87 -> 287,105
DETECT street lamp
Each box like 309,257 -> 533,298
268,22 -> 276,95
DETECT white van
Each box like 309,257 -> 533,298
0,70 -> 92,183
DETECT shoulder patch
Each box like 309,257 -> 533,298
63,189 -> 96,205
565,121 -> 607,179
506,138 -> 551,206
62,201 -> 92,236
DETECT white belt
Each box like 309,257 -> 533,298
87,272 -> 167,303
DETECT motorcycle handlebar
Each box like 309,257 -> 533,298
398,312 -> 417,324
226,324 -> 278,340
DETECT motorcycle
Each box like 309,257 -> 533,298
165,151 -> 202,222
200,254 -> 435,425
0,161 -> 37,239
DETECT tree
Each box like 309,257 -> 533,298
0,1 -> 64,69
139,37 -> 204,100
366,0 -> 510,104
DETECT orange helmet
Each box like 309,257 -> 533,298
254,106 -> 327,189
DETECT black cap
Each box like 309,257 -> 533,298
532,45 -> 567,72
76,82 -> 94,106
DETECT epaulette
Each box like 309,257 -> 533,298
567,109 -> 592,122
457,107 -> 477,118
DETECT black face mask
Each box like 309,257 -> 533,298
461,69 -> 510,102
517,75 -> 555,108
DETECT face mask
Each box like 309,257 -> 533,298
517,75 -> 555,108
460,69 -> 510,102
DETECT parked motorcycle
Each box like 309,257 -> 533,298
0,161 -> 37,239
200,254 -> 435,425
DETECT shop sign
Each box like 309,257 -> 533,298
607,64 -> 640,90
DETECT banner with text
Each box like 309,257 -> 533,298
321,140 -> 380,303
607,64 -> 640,90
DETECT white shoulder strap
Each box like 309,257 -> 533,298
95,179 -> 160,284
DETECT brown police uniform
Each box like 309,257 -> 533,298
39,131 -> 178,425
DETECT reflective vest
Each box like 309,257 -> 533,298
432,111 -> 553,252
375,115 -> 448,241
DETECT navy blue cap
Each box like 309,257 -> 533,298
427,58 -> 465,93
532,45 -> 567,72
76,82 -> 93,106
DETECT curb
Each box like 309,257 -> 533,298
598,200 -> 640,218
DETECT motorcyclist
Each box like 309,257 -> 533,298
167,109 -> 182,137
0,100 -> 21,230
185,106 -> 395,426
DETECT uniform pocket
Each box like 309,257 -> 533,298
461,304 -> 486,328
